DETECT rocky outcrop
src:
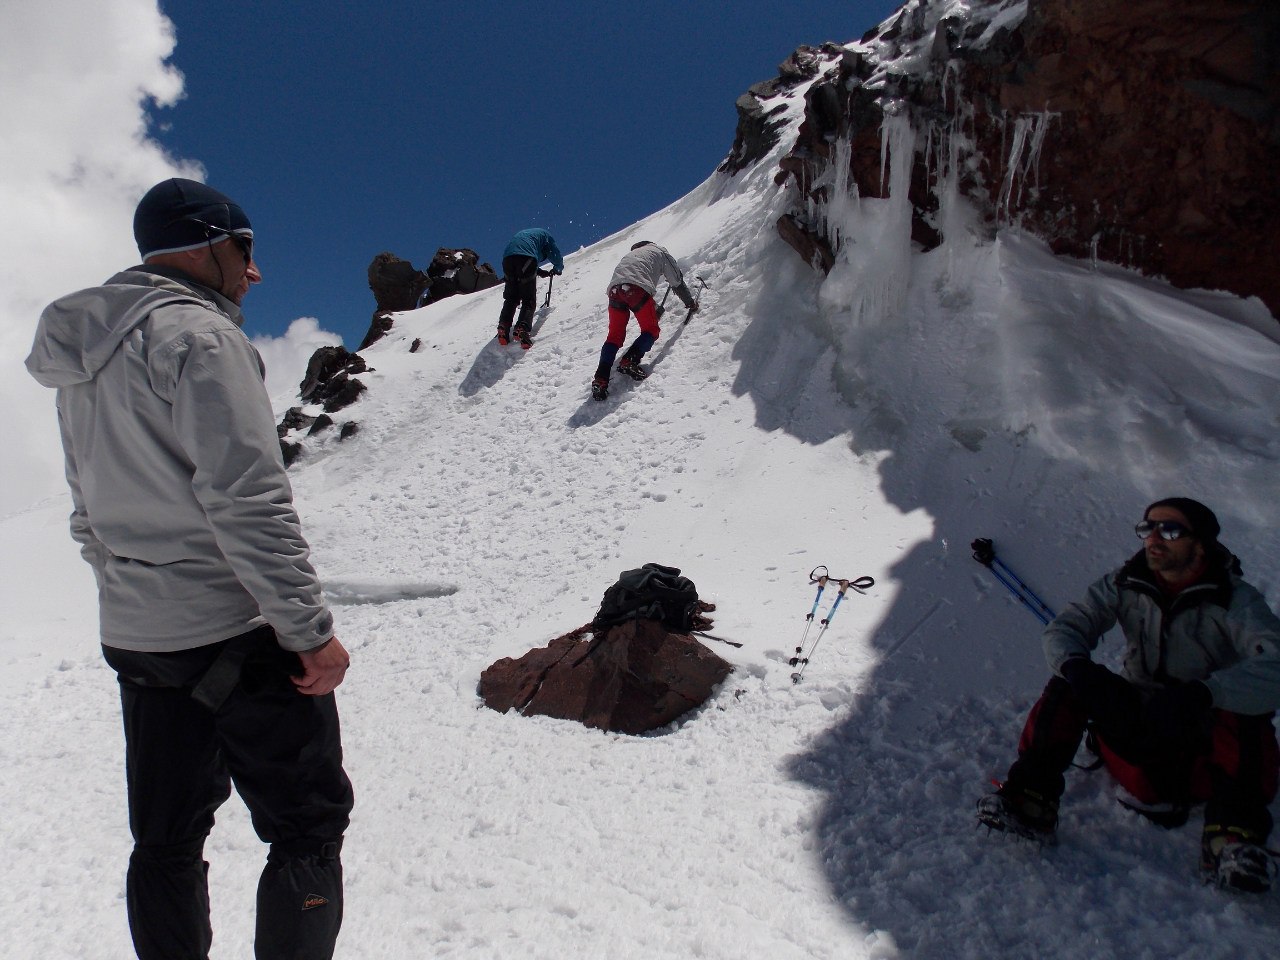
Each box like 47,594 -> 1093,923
274,345 -> 368,466
478,606 -> 732,735
361,247 -> 503,349
770,0 -> 1280,319
276,406 -> 358,466
422,247 -> 502,306
721,45 -> 844,175
299,346 -> 368,412
363,252 -> 431,349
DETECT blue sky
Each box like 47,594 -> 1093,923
152,0 -> 901,348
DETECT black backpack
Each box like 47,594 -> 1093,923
592,563 -> 699,632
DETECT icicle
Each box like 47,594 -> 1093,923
998,110 -> 1055,223
879,118 -> 892,196
1025,109 -> 1050,191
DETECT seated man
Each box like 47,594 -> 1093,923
978,498 -> 1280,893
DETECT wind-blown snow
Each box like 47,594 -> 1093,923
3,38 -> 1280,960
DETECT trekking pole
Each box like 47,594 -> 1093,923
644,285 -> 670,323
791,566 -> 875,684
792,565 -> 829,658
682,275 -> 709,326
970,538 -> 1056,626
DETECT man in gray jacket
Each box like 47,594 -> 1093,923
26,178 -> 354,959
978,498 -> 1280,892
590,240 -> 697,400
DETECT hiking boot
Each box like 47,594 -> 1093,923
496,324 -> 511,346
591,377 -> 609,401
1202,826 -> 1276,893
617,356 -> 649,381
976,783 -> 1059,843
513,323 -> 532,349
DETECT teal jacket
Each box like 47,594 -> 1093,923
503,228 -> 563,273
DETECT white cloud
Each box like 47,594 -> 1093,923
252,317 -> 344,408
0,1 -> 197,513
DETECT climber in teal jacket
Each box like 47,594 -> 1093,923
497,228 -> 563,346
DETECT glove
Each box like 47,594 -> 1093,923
1142,681 -> 1213,747
554,269 -> 562,276
1059,658 -> 1129,721
686,302 -> 700,315
655,304 -> 666,320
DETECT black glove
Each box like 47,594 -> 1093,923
1142,681 -> 1213,747
1059,658 -> 1128,720
554,268 -> 562,276
686,301 -> 699,315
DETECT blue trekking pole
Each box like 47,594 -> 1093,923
971,538 -> 1056,626
791,566 -> 875,684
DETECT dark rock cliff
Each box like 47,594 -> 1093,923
752,0 -> 1278,318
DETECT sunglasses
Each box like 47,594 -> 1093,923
185,218 -> 254,264
1135,519 -> 1192,541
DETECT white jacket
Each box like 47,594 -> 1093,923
606,243 -> 694,307
26,267 -> 333,653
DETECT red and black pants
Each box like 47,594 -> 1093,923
1006,675 -> 1278,838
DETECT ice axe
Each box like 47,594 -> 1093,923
538,269 -> 555,308
682,275 -> 709,325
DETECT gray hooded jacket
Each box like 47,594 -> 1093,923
1044,547 -> 1280,715
25,267 -> 333,653
607,243 -> 694,308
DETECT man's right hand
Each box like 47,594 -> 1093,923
293,636 -> 350,696
1060,657 -> 1127,718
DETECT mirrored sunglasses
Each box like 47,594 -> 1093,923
1135,519 -> 1192,541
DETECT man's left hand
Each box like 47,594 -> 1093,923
293,636 -> 351,696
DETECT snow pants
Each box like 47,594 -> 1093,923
103,626 -> 354,960
595,283 -> 661,379
499,254 -> 539,332
1006,675 -> 1278,837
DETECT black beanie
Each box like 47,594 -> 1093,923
1144,497 -> 1220,542
133,178 -> 253,259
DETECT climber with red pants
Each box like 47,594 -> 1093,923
591,240 -> 697,400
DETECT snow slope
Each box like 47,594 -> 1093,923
4,39 -> 1280,960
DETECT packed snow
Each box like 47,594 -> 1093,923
4,22 -> 1280,960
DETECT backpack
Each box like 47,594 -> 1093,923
592,563 -> 699,632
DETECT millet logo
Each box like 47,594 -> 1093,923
302,894 -> 330,911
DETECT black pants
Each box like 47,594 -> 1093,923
499,254 -> 539,331
103,627 -> 354,960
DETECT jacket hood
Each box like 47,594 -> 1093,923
25,268 -> 237,388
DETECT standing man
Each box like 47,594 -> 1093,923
25,178 -> 355,958
590,240 -> 697,401
977,498 -> 1280,893
497,227 -> 563,348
